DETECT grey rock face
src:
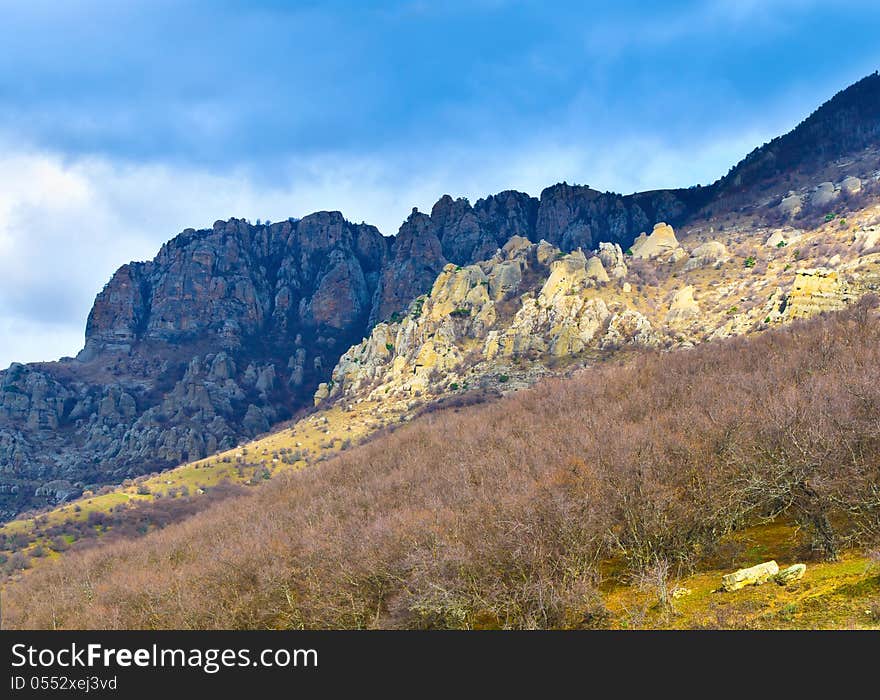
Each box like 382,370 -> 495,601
0,214 -> 390,518
534,183 -> 699,252
371,209 -> 447,326
0,191 -> 704,520
84,213 -> 388,357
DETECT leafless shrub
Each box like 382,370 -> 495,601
627,259 -> 662,287
4,302 -> 880,628
634,556 -> 676,613
4,552 -> 31,574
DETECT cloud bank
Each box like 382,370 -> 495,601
2,1 -> 880,367
0,126 -> 770,369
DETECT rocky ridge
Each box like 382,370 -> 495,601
0,188 -> 704,519
5,72 -> 880,520
317,212 -> 880,414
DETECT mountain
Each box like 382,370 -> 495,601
0,189 -> 703,521
2,72 -> 880,521
5,301 -> 880,629
719,72 -> 880,193
1,212 -> 391,518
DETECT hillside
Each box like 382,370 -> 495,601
315,202 -> 880,417
2,302 -> 879,629
4,72 -> 880,521
6,177 -> 880,575
712,72 -> 880,208
3,72 -> 880,630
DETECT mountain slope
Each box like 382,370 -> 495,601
720,72 -> 880,193
3,72 -> 880,521
7,181 -> 880,577
4,303 -> 879,629
316,206 -> 880,415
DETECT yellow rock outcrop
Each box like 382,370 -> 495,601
630,223 -> 682,260
786,268 -> 851,319
666,285 -> 700,324
585,255 -> 610,283
540,250 -> 589,300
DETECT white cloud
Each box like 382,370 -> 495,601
0,317 -> 84,369
0,126 -> 770,370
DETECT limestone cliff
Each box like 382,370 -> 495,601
318,216 -> 880,414
318,236 -> 663,411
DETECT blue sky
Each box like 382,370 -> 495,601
1,0 -> 880,367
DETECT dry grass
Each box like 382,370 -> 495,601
606,520 -> 880,629
3,301 -> 880,629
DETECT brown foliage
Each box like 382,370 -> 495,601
4,301 -> 880,629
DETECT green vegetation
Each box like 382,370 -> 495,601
449,308 -> 470,318
744,256 -> 757,268
411,296 -> 426,318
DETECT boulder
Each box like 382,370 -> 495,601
601,310 -> 659,349
765,230 -> 798,248
684,240 -> 729,270
536,240 -> 559,266
854,227 -> 880,253
779,193 -> 802,217
841,175 -> 862,195
812,182 -> 838,208
630,223 -> 682,260
501,235 -> 532,259
786,268 -> 851,319
721,560 -> 779,592
314,382 -> 330,406
775,563 -> 806,585
597,242 -> 628,278
585,255 -> 610,283
487,260 -> 523,300
666,285 -> 700,324
539,251 -> 589,300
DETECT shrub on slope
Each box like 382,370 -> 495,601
4,299 -> 880,629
